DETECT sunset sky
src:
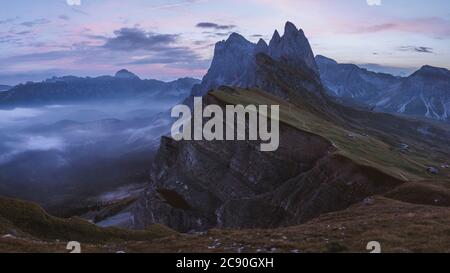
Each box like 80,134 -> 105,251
0,0 -> 449,84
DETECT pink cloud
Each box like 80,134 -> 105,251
352,17 -> 450,38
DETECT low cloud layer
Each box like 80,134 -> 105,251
0,108 -> 44,126
20,136 -> 65,151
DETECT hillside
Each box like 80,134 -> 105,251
212,88 -> 450,182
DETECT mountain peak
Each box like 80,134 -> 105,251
419,65 -> 448,73
413,65 -> 450,78
284,21 -> 299,35
115,69 -> 140,80
227,32 -> 249,44
269,30 -> 281,47
216,32 -> 253,51
255,38 -> 268,54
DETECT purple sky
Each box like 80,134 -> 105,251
0,0 -> 449,85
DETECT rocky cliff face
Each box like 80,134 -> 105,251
133,121 -> 334,231
132,90 -> 404,232
218,154 -> 403,228
132,92 -> 337,231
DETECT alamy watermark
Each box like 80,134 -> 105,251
171,97 -> 280,152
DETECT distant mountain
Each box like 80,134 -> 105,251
315,55 -> 401,103
378,66 -> 450,121
0,71 -> 200,107
0,85 -> 12,92
114,69 -> 140,80
316,56 -> 450,122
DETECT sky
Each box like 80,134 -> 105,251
0,0 -> 449,85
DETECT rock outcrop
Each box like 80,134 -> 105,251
133,93 -> 337,231
132,92 -> 403,231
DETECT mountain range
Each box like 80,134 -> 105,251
0,71 -> 200,107
190,22 -> 449,123
316,56 -> 450,122
2,38 -> 448,123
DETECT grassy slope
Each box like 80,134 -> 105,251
211,88 -> 450,184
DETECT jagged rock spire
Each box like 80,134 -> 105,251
193,22 -> 320,98
269,30 -> 281,48
284,21 -> 298,35
268,21 -> 319,75
255,38 -> 268,54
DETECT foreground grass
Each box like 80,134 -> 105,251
0,196 -> 176,244
1,197 -> 449,253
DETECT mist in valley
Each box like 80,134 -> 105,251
0,99 -> 175,215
